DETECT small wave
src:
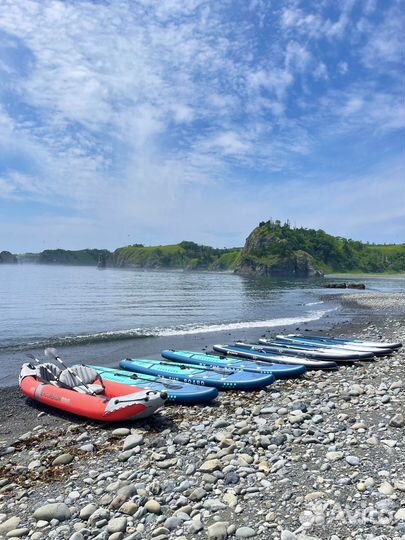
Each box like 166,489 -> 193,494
155,309 -> 330,336
1,309 -> 332,352
0,329 -> 154,352
305,301 -> 324,306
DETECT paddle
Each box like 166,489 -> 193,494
26,353 -> 59,386
218,349 -> 278,368
97,369 -> 182,390
204,352 -> 275,370
44,347 -> 96,396
125,358 -> 232,376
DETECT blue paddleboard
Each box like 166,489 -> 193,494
213,344 -> 336,371
161,349 -> 307,378
91,365 -> 218,404
119,358 -> 275,390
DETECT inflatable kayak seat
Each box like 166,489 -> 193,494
59,365 -> 104,395
36,363 -> 62,383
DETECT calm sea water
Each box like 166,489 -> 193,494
0,264 -> 403,385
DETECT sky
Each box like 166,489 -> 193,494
0,0 -> 404,252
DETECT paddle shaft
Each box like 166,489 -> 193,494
96,369 -> 182,390
126,358 -> 232,376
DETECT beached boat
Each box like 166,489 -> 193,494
161,349 -> 307,378
91,365 -> 219,404
119,358 -> 275,390
19,362 -> 166,422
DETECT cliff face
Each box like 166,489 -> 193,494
0,251 -> 18,264
236,224 -> 324,278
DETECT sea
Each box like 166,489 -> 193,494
0,264 -> 403,386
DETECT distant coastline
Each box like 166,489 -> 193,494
3,220 -> 405,277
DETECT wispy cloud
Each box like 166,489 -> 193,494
0,0 -> 403,250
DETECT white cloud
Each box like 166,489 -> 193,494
280,7 -> 323,38
337,61 -> 348,75
204,131 -> 252,156
313,62 -> 328,80
0,0 -> 403,251
342,96 -> 364,116
360,3 -> 405,69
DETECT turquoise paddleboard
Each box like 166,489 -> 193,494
91,365 -> 218,404
161,349 -> 308,378
119,358 -> 275,390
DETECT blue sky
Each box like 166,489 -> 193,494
0,0 -> 404,251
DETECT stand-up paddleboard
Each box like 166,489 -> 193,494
161,349 -> 307,378
255,339 -> 373,361
275,335 -> 392,356
213,344 -> 337,370
119,358 -> 275,390
277,334 -> 401,352
91,365 -> 218,404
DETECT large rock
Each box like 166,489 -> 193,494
79,503 -> 98,520
207,521 -> 229,539
199,459 -> 221,473
0,517 -> 20,535
144,500 -> 161,514
107,517 -> 127,534
5,527 -> 30,538
33,503 -> 71,522
122,433 -> 144,451
52,453 -> 74,466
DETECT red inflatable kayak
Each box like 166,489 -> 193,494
19,362 -> 166,422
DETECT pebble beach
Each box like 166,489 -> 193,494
1,292 -> 404,540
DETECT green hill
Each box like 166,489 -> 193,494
38,249 -> 112,266
113,241 -> 240,270
236,220 -> 405,277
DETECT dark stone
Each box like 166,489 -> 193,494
271,434 -> 287,446
224,472 -> 240,485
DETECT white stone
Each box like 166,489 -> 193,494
378,481 -> 394,496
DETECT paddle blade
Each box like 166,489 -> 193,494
254,360 -> 273,367
44,347 -> 58,359
211,367 -> 232,375
26,353 -> 36,360
155,378 -> 183,389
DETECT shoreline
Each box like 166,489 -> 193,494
0,291 -> 404,538
6,261 -> 405,278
